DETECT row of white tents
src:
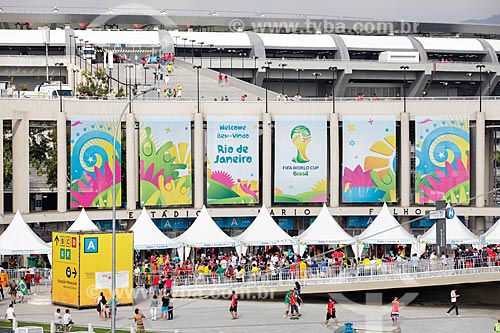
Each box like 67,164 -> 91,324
0,203 -> 500,257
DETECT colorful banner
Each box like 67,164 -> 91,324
139,117 -> 192,206
415,116 -> 470,204
70,117 -> 121,208
274,116 -> 327,203
206,117 -> 260,204
342,116 -> 397,203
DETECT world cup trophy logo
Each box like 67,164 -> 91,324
290,125 -> 311,163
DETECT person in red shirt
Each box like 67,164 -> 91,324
33,273 -> 41,294
218,73 -> 223,86
391,297 -> 400,326
229,290 -> 238,319
289,288 -> 299,320
325,297 -> 340,327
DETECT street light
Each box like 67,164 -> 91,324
263,61 -> 272,113
253,56 -> 259,84
329,66 -> 337,113
218,48 -> 224,71
477,64 -> 485,113
198,41 -> 205,67
278,63 -> 287,94
144,65 -> 149,85
72,35 -> 78,65
55,63 -> 64,112
79,39 -> 83,68
487,70 -> 492,96
400,65 -> 409,113
312,72 -> 321,98
182,38 -> 188,60
440,82 -> 449,97
68,34 -> 73,64
84,40 -> 89,72
240,52 -> 246,78
193,65 -> 201,113
208,44 -> 214,68
110,86 -> 156,333
228,50 -> 236,76
295,68 -> 304,95
72,68 -> 79,92
173,35 -> 180,56
189,39 -> 196,63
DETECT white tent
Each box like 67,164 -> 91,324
421,205 -> 479,245
234,204 -> 296,246
67,208 -> 99,232
356,203 -> 416,244
482,218 -> 500,244
174,206 -> 239,248
130,207 -> 180,250
295,204 -> 355,252
0,210 -> 51,254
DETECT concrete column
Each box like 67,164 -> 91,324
400,216 -> 411,232
400,113 -> 411,208
329,113 -> 340,207
0,120 -> 3,215
12,116 -> 30,213
194,112 -> 204,208
262,112 -> 272,207
475,111 -> 486,234
126,113 -> 136,210
57,112 -> 67,212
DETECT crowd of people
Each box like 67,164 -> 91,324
130,244 -> 500,290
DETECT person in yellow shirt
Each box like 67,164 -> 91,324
299,261 -> 307,279
251,264 -> 259,281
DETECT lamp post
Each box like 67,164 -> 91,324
440,82 -> 449,97
278,63 -> 287,94
68,34 -> 73,64
228,50 -> 235,76
90,44 -> 94,75
295,68 -> 303,95
253,56 -> 259,84
312,72 -> 321,98
487,70 -> 492,96
329,66 -> 337,113
193,65 -> 201,113
400,65 -> 409,113
79,39 -> 83,68
263,61 -> 272,113
198,41 -> 204,67
240,52 -> 246,78
72,35 -> 78,65
42,27 -> 50,81
173,35 -> 179,56
477,64 -> 485,113
72,68 -> 79,92
182,38 -> 187,60
84,40 -> 89,72
55,63 -> 64,112
218,48 -> 224,71
144,65 -> 148,85
189,39 -> 196,63
208,44 -> 214,68
111,86 -> 156,333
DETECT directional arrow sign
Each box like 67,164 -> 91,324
428,210 -> 445,220
72,268 -> 77,278
54,235 -> 59,246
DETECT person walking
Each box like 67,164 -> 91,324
167,293 -> 174,320
8,280 -> 17,304
391,297 -> 400,326
108,296 -> 119,319
129,309 -> 145,333
229,290 -> 238,319
164,75 -> 170,87
4,303 -> 15,322
289,288 -> 299,320
446,289 -> 460,317
150,294 -> 158,321
283,289 -> 292,319
218,73 -> 223,86
494,317 -> 500,332
325,297 -> 340,327
96,292 -> 107,320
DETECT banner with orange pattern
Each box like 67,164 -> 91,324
342,116 -> 397,203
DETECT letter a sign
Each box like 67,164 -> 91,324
84,237 -> 98,253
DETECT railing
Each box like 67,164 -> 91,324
134,257 -> 500,291
3,268 -> 51,281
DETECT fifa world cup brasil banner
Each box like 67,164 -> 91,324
206,116 -> 259,204
139,117 -> 192,206
342,115 -> 397,203
415,116 -> 470,204
70,117 -> 121,208
274,116 -> 327,203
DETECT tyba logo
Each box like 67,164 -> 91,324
290,125 -> 311,163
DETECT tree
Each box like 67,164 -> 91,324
77,68 -> 112,97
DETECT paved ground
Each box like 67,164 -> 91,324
5,285 -> 500,333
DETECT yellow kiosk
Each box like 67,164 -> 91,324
51,232 -> 134,308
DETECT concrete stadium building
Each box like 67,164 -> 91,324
0,8 -> 499,242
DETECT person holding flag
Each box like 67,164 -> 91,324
17,277 -> 28,303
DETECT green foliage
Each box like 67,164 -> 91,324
29,121 -> 58,190
76,68 -> 111,97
